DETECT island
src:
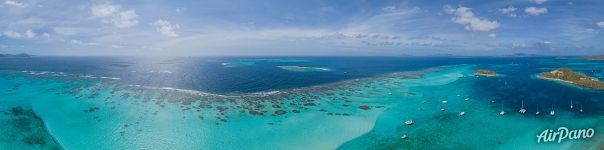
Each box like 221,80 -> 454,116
0,53 -> 34,58
503,53 -> 543,57
538,67 -> 604,90
277,66 -> 331,72
582,55 -> 604,60
473,69 -> 497,77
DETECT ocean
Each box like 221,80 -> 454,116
0,56 -> 603,149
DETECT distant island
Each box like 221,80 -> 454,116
538,67 -> 604,90
473,69 -> 497,77
0,53 -> 34,58
503,53 -> 543,57
582,55 -> 604,60
428,53 -> 454,57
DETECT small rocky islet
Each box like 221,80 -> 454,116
473,69 -> 497,77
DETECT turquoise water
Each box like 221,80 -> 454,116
0,57 -> 603,149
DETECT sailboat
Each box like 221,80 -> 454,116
518,100 -> 526,114
441,100 -> 447,111
549,104 -> 555,116
535,105 -> 540,115
570,99 -> 574,109
499,102 -> 506,116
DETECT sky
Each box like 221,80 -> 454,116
0,0 -> 603,56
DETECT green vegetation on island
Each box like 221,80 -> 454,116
538,67 -> 604,90
473,69 -> 497,77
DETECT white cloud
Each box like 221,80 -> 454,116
488,33 -> 496,38
111,10 -> 138,28
91,3 -> 120,18
525,7 -> 547,16
2,31 -> 23,39
530,0 -> 548,4
345,5 -> 420,33
381,6 -> 396,12
444,6 -> 499,31
91,3 -> 138,28
4,0 -> 26,8
110,44 -> 124,49
153,19 -> 179,37
597,21 -> 604,28
25,30 -> 36,38
498,6 -> 517,17
70,40 -> 98,46
70,39 -> 84,45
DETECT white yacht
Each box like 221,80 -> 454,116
518,100 -> 526,114
499,102 -> 505,115
459,111 -> 465,116
405,120 -> 414,125
550,104 -> 555,116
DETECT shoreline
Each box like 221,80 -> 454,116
474,73 -> 497,77
32,108 -> 66,150
536,75 -> 593,90
537,75 -> 576,85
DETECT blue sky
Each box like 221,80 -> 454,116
0,0 -> 603,56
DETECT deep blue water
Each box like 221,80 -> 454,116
3,56 -> 592,94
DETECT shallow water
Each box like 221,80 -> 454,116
0,57 -> 603,149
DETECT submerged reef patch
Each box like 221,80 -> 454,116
277,66 -> 332,72
1,106 -> 62,150
51,66 -> 441,129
